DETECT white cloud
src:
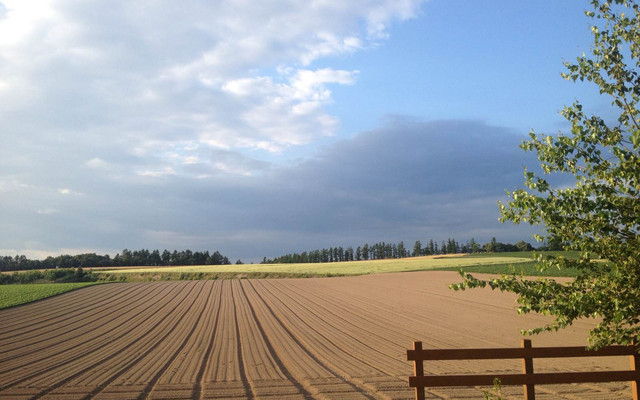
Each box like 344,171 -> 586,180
291,68 -> 358,101
298,33 -> 363,65
85,157 -> 111,169
58,188 -> 83,195
0,0 -> 424,168
213,161 -> 252,177
219,68 -> 357,150
365,0 -> 421,39
222,77 -> 273,97
137,166 -> 177,178
183,156 -> 199,165
0,1 -> 56,48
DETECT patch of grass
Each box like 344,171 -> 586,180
462,250 -> 580,259
0,282 -> 100,309
446,251 -> 583,277
435,261 -> 581,277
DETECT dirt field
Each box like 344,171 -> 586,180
0,272 -> 631,399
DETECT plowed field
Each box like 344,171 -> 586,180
0,272 -> 630,399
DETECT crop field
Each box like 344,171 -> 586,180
0,282 -> 100,309
0,271 -> 628,399
97,254 -> 532,277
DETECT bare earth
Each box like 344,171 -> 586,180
0,271 -> 630,399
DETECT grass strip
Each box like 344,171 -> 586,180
435,261 -> 581,277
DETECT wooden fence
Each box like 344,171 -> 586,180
407,339 -> 640,400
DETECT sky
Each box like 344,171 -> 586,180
0,0 -> 606,262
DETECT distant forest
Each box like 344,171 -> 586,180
0,237 -> 557,271
262,237 -> 557,264
0,249 -> 232,272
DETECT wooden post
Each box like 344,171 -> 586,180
413,341 -> 425,400
521,339 -> 535,400
631,350 -> 640,400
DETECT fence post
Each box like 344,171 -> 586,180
521,339 -> 535,400
413,341 -> 425,400
631,349 -> 639,400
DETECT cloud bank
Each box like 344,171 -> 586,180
2,118 -> 546,261
0,0 -> 421,156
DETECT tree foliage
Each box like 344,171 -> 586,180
452,0 -> 640,348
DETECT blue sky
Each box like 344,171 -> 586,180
0,0 -> 606,261
325,0 -> 597,134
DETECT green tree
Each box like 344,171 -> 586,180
413,240 -> 422,257
397,241 -> 406,258
515,240 -> 534,252
149,249 -> 161,265
469,237 -> 481,253
428,239 -> 435,255
361,243 -> 369,260
446,238 -> 458,254
452,0 -> 640,349
74,267 -> 85,282
161,249 -> 171,265
484,237 -> 498,253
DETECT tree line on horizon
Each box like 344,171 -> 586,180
0,249 -> 232,272
0,237 -> 558,271
262,237 -> 553,264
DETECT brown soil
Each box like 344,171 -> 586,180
0,271 -> 631,399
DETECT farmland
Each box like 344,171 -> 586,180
0,271 -> 628,399
96,254 -> 533,277
0,282 -> 99,309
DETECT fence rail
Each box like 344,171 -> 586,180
407,339 -> 640,400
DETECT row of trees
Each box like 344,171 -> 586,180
0,249 -> 232,272
0,267 -> 97,285
263,237 -> 538,264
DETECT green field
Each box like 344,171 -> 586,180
434,251 -> 583,277
0,282 -> 100,309
97,254 -> 534,278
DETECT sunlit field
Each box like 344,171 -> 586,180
0,282 -> 100,309
0,273 -> 626,399
97,254 -> 532,276
1,253 -> 578,307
